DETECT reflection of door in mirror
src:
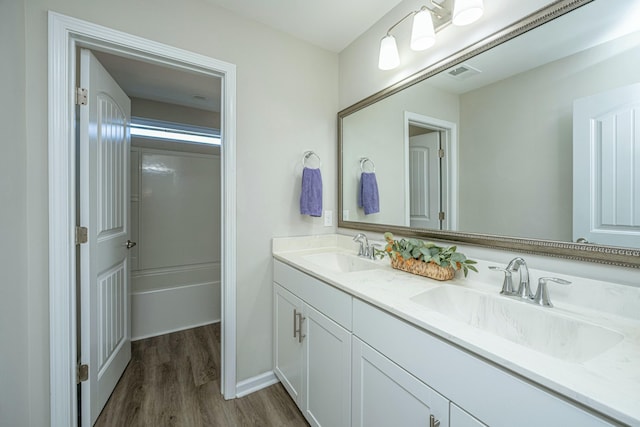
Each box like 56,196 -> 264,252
409,128 -> 442,230
404,112 -> 457,231
573,83 -> 640,248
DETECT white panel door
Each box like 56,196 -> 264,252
352,337 -> 449,427
574,83 -> 640,247
303,304 -> 351,427
409,132 -> 441,229
79,48 -> 132,426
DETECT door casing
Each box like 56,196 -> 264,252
48,12 -> 237,426
403,111 -> 458,231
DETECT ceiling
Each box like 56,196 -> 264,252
93,50 -> 222,113
202,0 -> 403,52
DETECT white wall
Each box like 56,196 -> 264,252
131,97 -> 221,130
4,0 -> 338,424
339,0 -> 556,108
0,1 -> 28,425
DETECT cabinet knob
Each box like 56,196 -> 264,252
430,415 -> 440,427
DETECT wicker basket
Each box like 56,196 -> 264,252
390,256 -> 455,281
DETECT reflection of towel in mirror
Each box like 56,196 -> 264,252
300,167 -> 323,217
358,172 -> 379,215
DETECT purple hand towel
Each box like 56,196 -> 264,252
358,172 -> 380,215
300,167 -> 323,217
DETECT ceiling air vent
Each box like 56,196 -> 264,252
446,63 -> 481,80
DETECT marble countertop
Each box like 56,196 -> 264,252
272,234 -> 640,426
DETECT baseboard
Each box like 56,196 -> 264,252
235,371 -> 279,398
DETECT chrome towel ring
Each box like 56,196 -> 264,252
303,151 -> 322,169
360,157 -> 375,173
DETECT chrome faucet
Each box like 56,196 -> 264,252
490,258 -> 571,307
353,233 -> 369,257
507,257 -> 532,299
353,233 -> 379,260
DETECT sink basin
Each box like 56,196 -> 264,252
410,286 -> 623,363
302,252 -> 381,273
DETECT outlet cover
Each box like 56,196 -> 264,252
324,210 -> 333,227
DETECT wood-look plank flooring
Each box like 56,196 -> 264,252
95,324 -> 309,426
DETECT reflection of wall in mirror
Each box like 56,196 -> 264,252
342,82 -> 459,225
458,31 -> 640,241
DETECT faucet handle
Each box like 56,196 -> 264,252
369,243 -> 383,259
489,266 -> 516,295
533,277 -> 571,307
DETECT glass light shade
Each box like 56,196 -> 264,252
410,9 -> 436,51
378,35 -> 400,70
452,0 -> 484,26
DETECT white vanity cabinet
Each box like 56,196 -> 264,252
352,336 -> 449,427
450,404 -> 487,427
273,261 -> 352,427
353,299 -> 616,427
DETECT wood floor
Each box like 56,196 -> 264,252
95,324 -> 309,426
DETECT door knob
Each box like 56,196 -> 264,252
125,240 -> 137,249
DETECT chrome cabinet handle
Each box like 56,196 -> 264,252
296,311 -> 306,343
293,309 -> 298,338
429,415 -> 440,427
125,240 -> 137,249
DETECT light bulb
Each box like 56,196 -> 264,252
453,0 -> 484,26
410,9 -> 436,51
378,35 -> 400,70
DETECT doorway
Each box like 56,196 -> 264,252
404,111 -> 458,231
48,12 -> 237,426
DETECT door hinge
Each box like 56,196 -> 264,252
77,364 -> 89,383
438,148 -> 445,158
76,87 -> 88,106
439,211 -> 445,221
75,226 -> 88,245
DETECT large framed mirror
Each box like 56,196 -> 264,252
338,0 -> 640,267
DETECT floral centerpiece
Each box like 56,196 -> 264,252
378,232 -> 478,280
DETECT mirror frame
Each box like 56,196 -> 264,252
338,0 -> 640,269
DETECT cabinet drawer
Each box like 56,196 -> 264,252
353,299 -> 615,427
274,260 -> 352,330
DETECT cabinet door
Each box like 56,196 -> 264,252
352,337 -> 449,427
274,284 -> 304,404
450,403 -> 487,427
303,304 -> 351,427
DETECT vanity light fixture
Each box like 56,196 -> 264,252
378,0 -> 484,70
